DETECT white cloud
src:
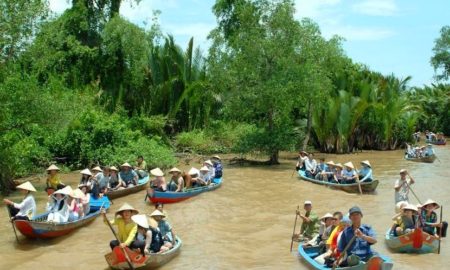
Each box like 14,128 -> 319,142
352,0 -> 398,16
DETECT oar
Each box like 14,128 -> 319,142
333,234 -> 357,270
405,181 -> 422,205
291,168 -> 296,178
290,205 -> 300,252
438,205 -> 443,254
103,213 -> 135,270
356,175 -> 363,195
5,206 -> 19,242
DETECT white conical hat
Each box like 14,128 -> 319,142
80,168 -> 92,176
46,164 -> 60,171
168,167 -> 182,173
200,166 -> 209,171
334,163 -> 343,169
212,155 -> 221,160
422,199 -> 440,209
110,166 -> 119,171
403,204 -> 418,212
150,168 -> 164,177
54,185 -> 72,196
92,166 -> 102,172
150,209 -> 166,217
320,213 -> 335,221
121,162 -> 132,168
344,162 -> 354,169
204,160 -> 213,166
72,188 -> 84,199
188,167 -> 199,175
16,181 -> 36,192
360,160 -> 371,168
115,203 -> 139,216
131,214 -> 149,229
326,160 -> 335,166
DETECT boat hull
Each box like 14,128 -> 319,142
106,176 -> 149,200
298,244 -> 393,270
425,139 -> 446,145
385,228 -> 438,253
105,237 -> 182,269
297,171 -> 378,193
148,178 -> 222,204
404,154 -> 436,163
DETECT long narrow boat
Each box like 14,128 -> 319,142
404,154 -> 436,163
13,200 -> 110,239
298,244 -> 393,270
297,171 -> 378,193
105,237 -> 182,269
385,228 -> 438,253
147,178 -> 222,204
106,176 -> 149,200
425,139 -> 447,145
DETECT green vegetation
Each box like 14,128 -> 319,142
0,0 -> 449,191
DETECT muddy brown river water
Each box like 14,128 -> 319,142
1,146 -> 449,269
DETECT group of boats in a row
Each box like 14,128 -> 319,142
7,169 -> 223,269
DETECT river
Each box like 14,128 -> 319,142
1,146 -> 449,269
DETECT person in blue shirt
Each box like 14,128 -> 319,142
119,162 -> 138,188
314,157 -> 328,180
358,160 -> 373,182
212,155 -> 223,180
336,206 -> 377,267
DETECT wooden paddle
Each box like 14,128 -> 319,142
290,205 -> 300,252
103,212 -> 135,270
438,205 -> 443,254
5,206 -> 19,242
332,234 -> 357,270
404,181 -> 422,205
356,175 -> 363,195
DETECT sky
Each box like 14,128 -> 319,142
49,0 -> 449,87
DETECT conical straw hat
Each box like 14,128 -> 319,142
92,166 -> 102,172
188,167 -> 199,175
344,162 -> 354,170
360,160 -> 371,168
334,163 -> 343,169
72,188 -> 84,199
46,164 -> 60,171
115,203 -> 139,216
421,199 -> 440,209
326,160 -> 335,166
402,204 -> 418,213
121,162 -> 132,168
150,168 -> 164,177
16,181 -> 36,192
150,210 -> 166,217
54,185 -> 72,196
131,214 -> 149,229
204,160 -> 213,166
200,166 -> 210,171
110,166 -> 119,171
80,168 -> 92,176
168,167 -> 181,173
320,213 -> 335,221
212,155 -> 221,160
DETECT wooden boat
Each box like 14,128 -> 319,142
105,237 -> 182,269
404,154 -> 436,163
297,171 -> 378,193
13,200 -> 110,239
426,139 -> 447,145
147,178 -> 222,204
385,228 -> 438,253
298,244 -> 393,270
106,176 -> 149,200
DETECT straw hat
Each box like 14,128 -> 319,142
320,213 -> 335,221
204,160 -> 213,166
399,169 -> 407,174
334,163 -> 343,169
92,166 -> 102,172
421,199 -> 440,209
395,201 -> 409,213
200,166 -> 210,172
150,210 -> 166,217
344,162 -> 354,170
402,204 -> 418,213
72,188 -> 84,199
360,160 -> 371,168
188,167 -> 199,176
168,167 -> 182,174
212,155 -> 221,160
150,168 -> 164,177
299,150 -> 308,155
115,203 -> 139,216
80,168 -> 92,176
132,214 -> 149,229
16,181 -> 36,192
110,166 -> 119,172
304,200 -> 312,205
46,164 -> 60,171
54,186 -> 72,196
121,162 -> 132,168
326,161 -> 335,166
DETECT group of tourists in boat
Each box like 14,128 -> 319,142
405,143 -> 435,159
149,155 -> 223,192
296,151 -> 373,184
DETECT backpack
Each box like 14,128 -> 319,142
149,227 -> 164,253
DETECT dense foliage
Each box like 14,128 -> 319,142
0,0 -> 448,191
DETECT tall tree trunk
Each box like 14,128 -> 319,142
268,109 -> 280,165
302,100 -> 312,150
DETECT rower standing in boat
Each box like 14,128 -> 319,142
103,203 -> 140,251
358,160 -> 373,183
211,155 -> 223,180
394,169 -> 415,204
3,181 -> 37,221
293,201 -> 319,241
295,151 -> 308,171
335,206 -> 377,267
